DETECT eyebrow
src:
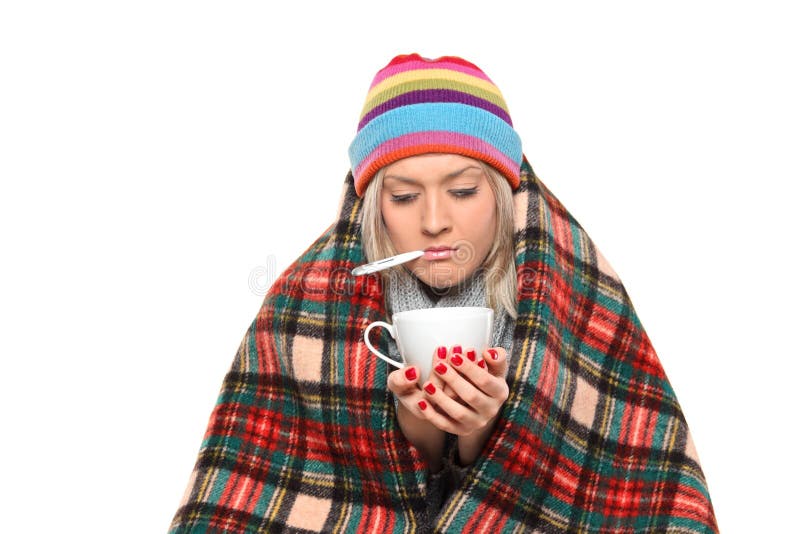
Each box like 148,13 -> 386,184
384,165 -> 483,185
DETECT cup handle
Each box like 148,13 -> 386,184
363,321 -> 404,369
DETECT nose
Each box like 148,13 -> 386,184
421,193 -> 451,236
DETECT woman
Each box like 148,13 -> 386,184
171,54 -> 717,532
367,152 -> 515,500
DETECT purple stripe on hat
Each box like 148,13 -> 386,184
358,89 -> 513,131
371,59 -> 492,87
354,130 -> 519,180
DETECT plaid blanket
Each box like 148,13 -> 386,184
171,162 -> 717,533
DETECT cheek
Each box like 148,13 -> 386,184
381,202 -> 412,244
380,199 -> 396,230
466,200 -> 496,246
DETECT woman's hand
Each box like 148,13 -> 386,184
417,346 -> 509,436
418,346 -> 509,466
386,351 -> 446,471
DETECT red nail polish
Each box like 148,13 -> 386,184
424,383 -> 436,395
451,354 -> 463,366
404,368 -> 417,381
437,346 -> 447,359
418,400 -> 427,410
477,360 -> 486,369
488,349 -> 498,360
466,350 -> 476,361
435,363 -> 447,375
452,345 -> 462,354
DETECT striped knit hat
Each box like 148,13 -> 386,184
348,53 -> 523,197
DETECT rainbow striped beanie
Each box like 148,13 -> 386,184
348,53 -> 523,197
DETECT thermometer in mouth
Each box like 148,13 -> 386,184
350,250 -> 424,276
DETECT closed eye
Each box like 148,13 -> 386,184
450,187 -> 478,198
390,193 -> 418,204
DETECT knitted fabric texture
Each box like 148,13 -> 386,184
348,53 -> 523,196
170,161 -> 718,533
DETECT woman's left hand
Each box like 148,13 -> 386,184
418,346 -> 509,436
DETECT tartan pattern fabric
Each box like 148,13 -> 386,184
170,161 -> 717,533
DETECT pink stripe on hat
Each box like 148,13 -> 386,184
371,57 -> 493,87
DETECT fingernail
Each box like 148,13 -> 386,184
451,354 -> 463,366
435,363 -> 447,375
488,349 -> 498,360
437,346 -> 447,359
466,350 -> 476,361
452,345 -> 462,354
424,383 -> 436,395
477,360 -> 486,369
404,368 -> 417,381
418,400 -> 427,410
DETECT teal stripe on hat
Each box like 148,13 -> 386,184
348,102 -> 522,169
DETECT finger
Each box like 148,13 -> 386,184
482,347 -> 509,379
426,345 -> 450,392
447,349 -> 509,401
430,361 -> 495,414
445,349 -> 481,402
386,366 -> 420,396
387,367 -> 432,418
432,344 -> 460,390
466,347 -> 489,371
441,383 -> 458,400
416,397 -> 462,434
433,344 -> 449,366
428,372 -> 452,398
417,378 -> 480,435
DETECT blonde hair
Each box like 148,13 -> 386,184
361,162 -> 518,319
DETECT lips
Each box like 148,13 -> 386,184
423,246 -> 456,261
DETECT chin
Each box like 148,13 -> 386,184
418,264 -> 473,290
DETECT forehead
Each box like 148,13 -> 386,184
383,154 -> 486,184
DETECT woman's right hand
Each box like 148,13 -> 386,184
387,346 -> 453,414
386,347 -> 459,415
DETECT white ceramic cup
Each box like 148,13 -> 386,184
363,306 -> 494,380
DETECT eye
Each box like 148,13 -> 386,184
450,187 -> 478,199
390,193 -> 418,204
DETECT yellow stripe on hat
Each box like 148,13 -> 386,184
359,78 -> 510,120
365,68 -> 504,103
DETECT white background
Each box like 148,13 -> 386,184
1,1 -> 797,532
